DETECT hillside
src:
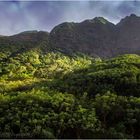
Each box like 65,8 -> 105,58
0,31 -> 49,61
50,17 -> 116,57
0,49 -> 140,138
50,14 -> 140,58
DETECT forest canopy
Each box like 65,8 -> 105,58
0,48 -> 140,138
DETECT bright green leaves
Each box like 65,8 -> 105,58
0,51 -> 140,138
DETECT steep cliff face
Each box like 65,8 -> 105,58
116,14 -> 140,55
50,17 -> 116,58
49,14 -> 140,58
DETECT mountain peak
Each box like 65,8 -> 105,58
50,14 -> 140,58
82,17 -> 110,25
126,13 -> 139,20
130,13 -> 137,17
117,13 -> 139,26
94,17 -> 109,24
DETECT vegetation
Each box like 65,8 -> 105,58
0,48 -> 140,138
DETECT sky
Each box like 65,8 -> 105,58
0,1 -> 140,35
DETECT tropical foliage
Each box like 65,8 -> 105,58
0,49 -> 140,138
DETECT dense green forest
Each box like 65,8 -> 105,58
0,45 -> 140,138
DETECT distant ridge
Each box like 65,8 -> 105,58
0,14 -> 140,58
49,14 -> 140,58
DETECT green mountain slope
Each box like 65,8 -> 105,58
0,31 -> 49,61
0,49 -> 139,138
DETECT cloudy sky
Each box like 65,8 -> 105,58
0,1 -> 140,35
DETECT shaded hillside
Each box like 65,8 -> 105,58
0,31 -> 49,60
50,17 -> 116,58
50,14 -> 140,58
116,14 -> 140,55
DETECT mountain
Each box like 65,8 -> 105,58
116,14 -> 140,55
0,14 -> 140,139
10,30 -> 48,42
50,14 -> 140,58
0,14 -> 140,58
0,31 -> 49,60
50,17 -> 116,58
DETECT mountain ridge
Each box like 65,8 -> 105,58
50,14 -> 140,58
0,14 -> 140,58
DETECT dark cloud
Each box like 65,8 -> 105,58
0,1 -> 140,35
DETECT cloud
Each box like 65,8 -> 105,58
0,1 -> 140,35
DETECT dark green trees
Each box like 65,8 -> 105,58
0,51 -> 140,138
